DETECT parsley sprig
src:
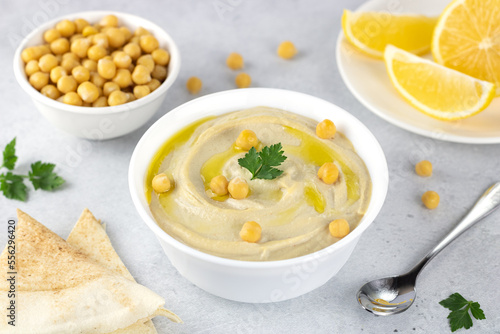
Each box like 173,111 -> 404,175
0,138 -> 65,201
439,293 -> 485,332
237,143 -> 287,180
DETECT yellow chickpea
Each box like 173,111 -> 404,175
106,27 -> 125,48
123,42 -> 141,60
29,72 -> 49,90
50,38 -> 70,55
71,66 -> 90,83
92,33 -> 109,48
60,57 -> 80,72
49,66 -> 67,83
92,95 -> 108,107
152,173 -> 171,193
133,85 -> 150,99
44,28 -> 61,43
137,54 -> 155,72
82,25 -> 98,37
277,41 -> 297,59
55,19 -> 76,37
316,119 -> 336,139
38,54 -> 58,73
97,58 -> 116,80
151,64 -> 167,81
226,52 -> 244,70
90,72 -> 106,88
100,14 -> 118,27
235,130 -> 258,151
134,26 -> 150,37
62,91 -> 83,106
21,46 -> 44,62
186,76 -> 202,94
235,72 -> 251,88
120,27 -> 132,42
318,162 -> 339,185
62,52 -> 79,61
57,75 -> 77,94
70,38 -> 90,58
77,81 -> 100,103
240,221 -> 261,243
81,59 -> 97,72
113,51 -> 132,68
40,84 -> 60,99
70,34 -> 84,44
422,191 -> 440,209
210,175 -> 229,196
147,78 -> 161,92
87,45 -> 107,61
132,65 -> 151,85
228,177 -> 249,199
415,160 -> 433,177
329,219 -> 350,238
139,35 -> 159,53
103,81 -> 120,96
130,36 -> 140,44
112,69 -> 132,88
108,90 -> 128,106
25,60 -> 40,76
152,48 -> 170,66
74,18 -> 90,33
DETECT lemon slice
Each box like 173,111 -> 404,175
432,0 -> 500,95
342,10 -> 437,59
384,45 -> 495,120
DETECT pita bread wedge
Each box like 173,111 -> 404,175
67,209 -> 181,333
0,210 -> 175,334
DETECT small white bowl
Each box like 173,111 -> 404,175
13,11 -> 180,140
129,88 -> 388,303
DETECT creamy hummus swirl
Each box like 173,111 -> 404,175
148,107 -> 372,261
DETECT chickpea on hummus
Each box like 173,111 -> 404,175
146,107 -> 372,261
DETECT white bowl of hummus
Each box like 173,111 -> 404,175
129,88 -> 388,303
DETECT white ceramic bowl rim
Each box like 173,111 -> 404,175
13,10 -> 180,115
129,88 -> 389,269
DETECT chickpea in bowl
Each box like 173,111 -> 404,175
14,11 -> 180,139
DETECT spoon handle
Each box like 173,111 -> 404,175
410,182 -> 500,276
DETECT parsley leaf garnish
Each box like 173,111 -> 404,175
439,293 -> 486,332
29,161 -> 65,190
0,138 -> 65,201
0,172 -> 27,201
2,137 -> 17,170
238,143 -> 287,180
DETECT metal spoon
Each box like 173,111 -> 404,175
357,182 -> 500,316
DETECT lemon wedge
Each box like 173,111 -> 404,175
432,0 -> 500,95
384,45 -> 495,120
342,10 -> 437,59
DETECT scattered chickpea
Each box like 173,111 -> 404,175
318,162 -> 339,185
152,173 -> 171,193
186,77 -> 202,94
29,72 -> 49,90
62,91 -> 83,106
108,90 -> 128,106
422,191 -> 440,209
57,75 -> 77,94
329,219 -> 350,238
235,129 -> 259,151
152,48 -> 170,66
316,119 -> 336,139
226,52 -> 244,70
228,177 -> 249,199
415,160 -> 432,177
40,84 -> 60,99
240,221 -> 262,243
235,72 -> 251,88
210,175 -> 229,196
133,85 -> 150,99
277,41 -> 297,59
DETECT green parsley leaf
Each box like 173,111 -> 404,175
440,293 -> 486,332
28,161 -> 65,191
2,137 -> 17,170
439,292 -> 469,311
0,172 -> 27,201
238,143 -> 287,180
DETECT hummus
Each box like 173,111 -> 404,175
146,107 -> 372,261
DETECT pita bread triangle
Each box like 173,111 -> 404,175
67,209 -> 181,333
0,210 -> 173,334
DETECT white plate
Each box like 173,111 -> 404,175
336,0 -> 500,144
